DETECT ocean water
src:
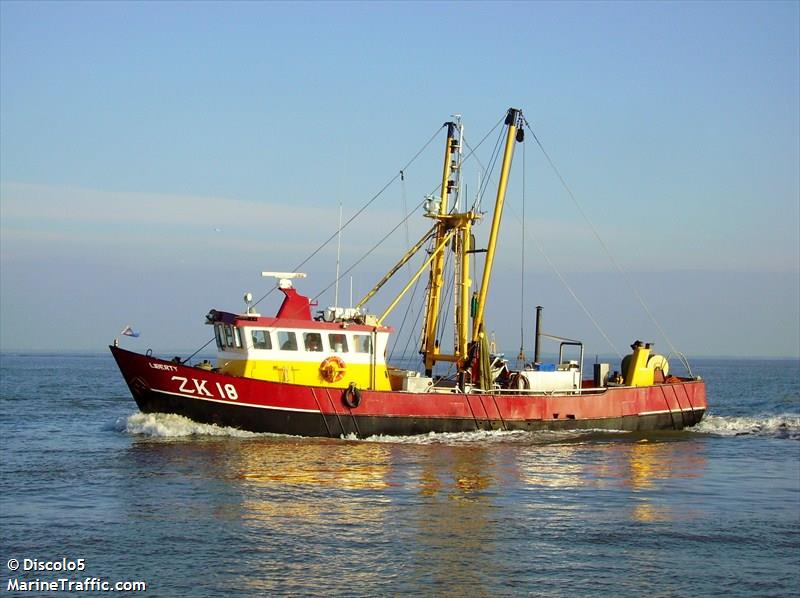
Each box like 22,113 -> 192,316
0,353 -> 798,597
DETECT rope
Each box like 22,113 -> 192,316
525,120 -> 685,362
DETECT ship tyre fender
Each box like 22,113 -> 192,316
342,383 -> 361,409
320,356 -> 346,383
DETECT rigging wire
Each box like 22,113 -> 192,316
182,123 -> 444,362
318,113 -> 507,311
385,263 -> 428,362
472,124 -> 507,213
400,169 -> 411,264
463,140 -> 488,172
388,271 -> 422,362
182,337 -> 216,364
518,140 -> 526,365
183,111 -> 507,363
252,123 -> 446,308
392,170 -> 423,357
311,205 -> 426,302
459,115 -> 504,200
401,287 -> 428,363
505,201 -> 622,359
524,120 -> 688,367
435,249 -> 456,347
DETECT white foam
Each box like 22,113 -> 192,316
114,412 -> 800,442
352,429 -> 590,445
692,414 -> 800,439
116,412 -> 261,438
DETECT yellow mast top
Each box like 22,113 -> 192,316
471,108 -> 523,342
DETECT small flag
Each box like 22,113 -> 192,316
120,325 -> 140,338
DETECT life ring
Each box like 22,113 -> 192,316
319,356 -> 346,383
342,382 -> 361,408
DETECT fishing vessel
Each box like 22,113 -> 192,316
111,108 -> 706,437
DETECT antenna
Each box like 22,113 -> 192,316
475,170 -> 482,212
261,271 -> 307,289
335,202 -> 342,307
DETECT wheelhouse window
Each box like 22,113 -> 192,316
328,333 -> 348,353
216,324 -> 243,350
251,330 -> 272,350
353,334 -> 372,353
304,332 -> 323,352
277,330 -> 298,351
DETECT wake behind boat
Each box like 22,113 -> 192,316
111,109 -> 706,437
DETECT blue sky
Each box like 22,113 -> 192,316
1,1 -> 798,358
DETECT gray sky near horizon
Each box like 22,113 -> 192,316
1,1 -> 798,359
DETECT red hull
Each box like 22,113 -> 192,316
110,346 -> 706,437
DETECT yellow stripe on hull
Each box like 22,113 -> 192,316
220,359 -> 392,391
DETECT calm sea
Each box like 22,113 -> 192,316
1,354 -> 798,597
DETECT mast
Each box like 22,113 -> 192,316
457,213 -> 472,360
422,121 -> 459,375
452,116 -> 466,359
471,107 -> 523,342
362,109 -> 522,378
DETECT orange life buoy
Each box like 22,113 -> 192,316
319,356 -> 346,383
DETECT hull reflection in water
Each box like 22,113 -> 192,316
118,411 -> 711,594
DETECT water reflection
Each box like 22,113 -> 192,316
624,438 -> 707,522
229,439 -> 394,533
408,446 -> 499,597
516,441 -> 587,490
120,430 -> 708,594
627,439 -> 705,488
229,439 -> 391,490
513,434 -> 708,522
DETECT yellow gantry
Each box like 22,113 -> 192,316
361,109 -> 523,377
377,230 -> 456,325
419,108 -> 522,373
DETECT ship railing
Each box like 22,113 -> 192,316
483,385 -> 612,397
